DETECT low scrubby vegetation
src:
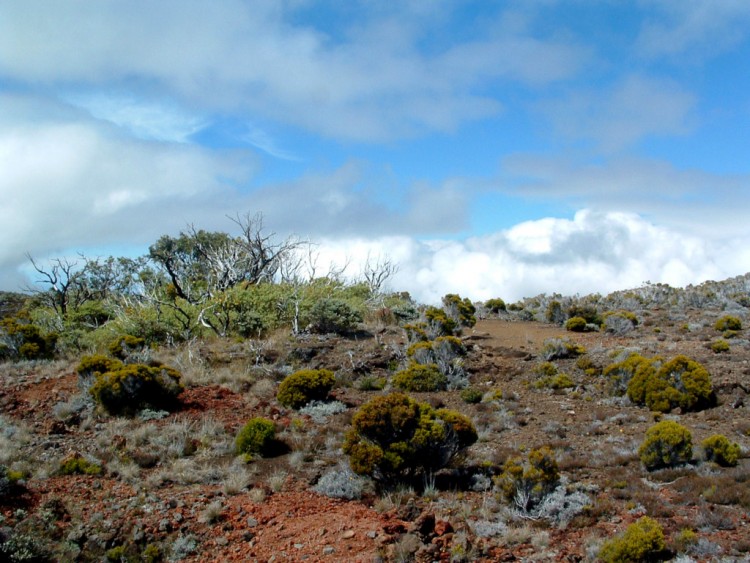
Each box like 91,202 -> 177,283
1,218 -> 749,561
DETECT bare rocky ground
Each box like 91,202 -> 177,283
1,306 -> 749,562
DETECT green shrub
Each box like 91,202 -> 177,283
485,298 -> 506,313
598,516 -> 666,563
0,464 -> 24,500
565,316 -> 587,332
710,339 -> 730,353
638,420 -> 693,470
628,355 -> 714,413
77,354 -> 123,377
534,362 -> 558,377
108,334 -> 146,360
604,353 -> 655,396
702,434 -> 741,467
494,446 -> 560,512
392,363 -> 447,392
424,307 -> 458,336
715,315 -> 742,331
236,418 -> 276,460
59,454 -> 103,476
308,298 -> 362,334
343,393 -> 477,482
358,375 -> 386,391
535,373 -> 574,390
460,387 -> 483,404
0,316 -> 58,360
277,369 -> 335,409
567,304 -> 602,326
89,363 -> 183,415
442,294 -> 476,328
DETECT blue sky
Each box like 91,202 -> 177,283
1,1 -> 750,303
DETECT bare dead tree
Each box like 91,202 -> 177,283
25,254 -> 84,318
361,252 -> 399,295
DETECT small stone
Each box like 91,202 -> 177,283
323,546 -> 335,555
434,520 -> 453,536
342,529 -> 355,539
294,543 -> 304,549
246,517 -> 258,527
216,537 -> 229,546
242,532 -> 255,542
366,531 -> 377,539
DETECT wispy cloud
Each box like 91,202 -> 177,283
62,93 -> 209,143
0,1 -> 586,142
636,0 -> 750,59
538,75 -> 696,152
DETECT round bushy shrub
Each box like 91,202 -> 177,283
235,418 -> 276,460
604,353 -> 654,396
598,516 -> 666,563
638,420 -> 693,470
308,298 -> 362,334
485,298 -> 506,313
710,339 -> 730,353
565,316 -> 587,332
494,446 -> 560,512
460,387 -> 483,404
343,393 -> 477,482
276,369 -> 335,409
392,363 -> 447,392
702,434 -> 741,467
89,363 -> 183,415
715,315 -> 742,331
627,355 -> 714,413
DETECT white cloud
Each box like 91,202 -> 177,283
0,94 -> 258,288
0,1 -> 586,141
314,210 -> 750,304
501,153 -> 750,237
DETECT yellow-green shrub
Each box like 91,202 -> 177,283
59,454 -> 103,476
276,369 -> 335,409
715,315 -> 742,331
565,316 -> 587,332
638,420 -> 693,470
392,363 -> 447,392
89,363 -> 183,415
485,298 -> 506,313
598,516 -> 666,563
628,355 -> 714,412
702,434 -> 741,467
494,446 -> 560,511
343,393 -> 477,482
77,354 -> 124,380
604,353 -> 655,396
236,418 -> 276,460
710,339 -> 730,353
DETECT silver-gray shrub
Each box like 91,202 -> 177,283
313,463 -> 367,500
298,400 -> 347,423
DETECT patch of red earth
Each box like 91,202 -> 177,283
191,490 -> 402,562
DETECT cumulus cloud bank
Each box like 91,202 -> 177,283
316,210 -> 750,304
